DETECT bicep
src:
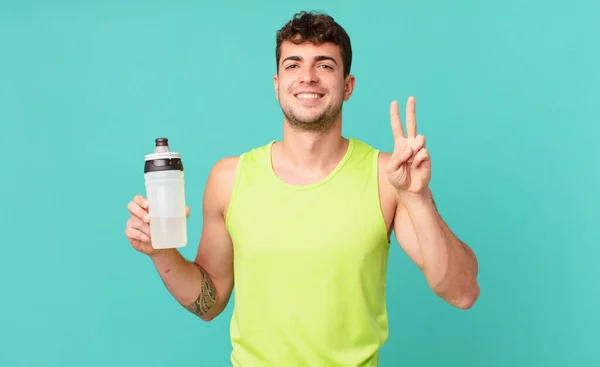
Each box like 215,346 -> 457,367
393,203 -> 424,270
378,151 -> 424,270
194,204 -> 234,300
193,157 -> 238,303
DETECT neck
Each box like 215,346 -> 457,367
275,119 -> 347,172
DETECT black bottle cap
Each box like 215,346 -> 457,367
144,157 -> 183,173
144,138 -> 184,173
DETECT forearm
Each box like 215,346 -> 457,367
149,249 -> 220,320
400,189 -> 479,309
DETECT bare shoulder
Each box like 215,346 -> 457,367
204,156 -> 241,217
377,151 -> 393,170
209,156 -> 241,183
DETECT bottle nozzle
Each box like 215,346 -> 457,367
154,138 -> 171,154
155,138 -> 169,147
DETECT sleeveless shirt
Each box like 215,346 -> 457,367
225,138 -> 391,366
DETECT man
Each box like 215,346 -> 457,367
125,10 -> 479,367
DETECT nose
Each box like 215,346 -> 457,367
300,67 -> 319,84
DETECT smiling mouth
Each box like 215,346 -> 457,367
295,93 -> 324,100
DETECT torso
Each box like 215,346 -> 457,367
218,138 -> 399,366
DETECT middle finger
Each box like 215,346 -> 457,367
128,215 -> 151,237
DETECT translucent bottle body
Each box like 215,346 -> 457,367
144,169 -> 187,249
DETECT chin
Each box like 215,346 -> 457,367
286,112 -> 339,133
294,113 -> 325,124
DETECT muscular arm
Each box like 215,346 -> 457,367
150,156 -> 238,321
393,189 -> 480,309
378,152 -> 479,310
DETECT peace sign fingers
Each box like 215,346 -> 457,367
390,97 -> 418,140
386,96 -> 432,196
389,100 -> 406,140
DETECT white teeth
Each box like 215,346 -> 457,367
296,93 -> 321,99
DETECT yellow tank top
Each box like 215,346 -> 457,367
225,138 -> 391,367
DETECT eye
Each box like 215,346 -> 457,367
285,64 -> 299,69
318,64 -> 333,69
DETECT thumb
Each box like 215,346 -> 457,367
186,206 -> 191,218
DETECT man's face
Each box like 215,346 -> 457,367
274,40 -> 355,132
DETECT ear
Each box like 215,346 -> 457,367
343,74 -> 356,101
273,74 -> 279,101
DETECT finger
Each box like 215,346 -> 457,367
412,148 -> 430,168
125,227 -> 150,243
406,96 -> 417,139
406,134 -> 426,162
127,217 -> 151,237
128,200 -> 150,223
389,100 -> 405,140
186,206 -> 190,218
386,146 -> 413,173
134,195 -> 149,209
410,134 -> 426,151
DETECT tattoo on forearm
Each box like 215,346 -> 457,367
184,263 -> 217,317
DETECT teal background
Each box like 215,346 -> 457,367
1,0 -> 599,366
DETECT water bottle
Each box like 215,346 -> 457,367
144,138 -> 187,249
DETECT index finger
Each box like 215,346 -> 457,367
406,96 -> 417,139
134,195 -> 148,209
390,100 -> 405,140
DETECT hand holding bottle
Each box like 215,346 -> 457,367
125,195 -> 190,256
125,137 -> 190,255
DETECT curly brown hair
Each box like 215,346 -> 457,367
275,11 -> 352,77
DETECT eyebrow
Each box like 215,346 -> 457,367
281,55 -> 338,65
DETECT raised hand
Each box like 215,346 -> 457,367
385,96 -> 431,197
125,195 -> 190,256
